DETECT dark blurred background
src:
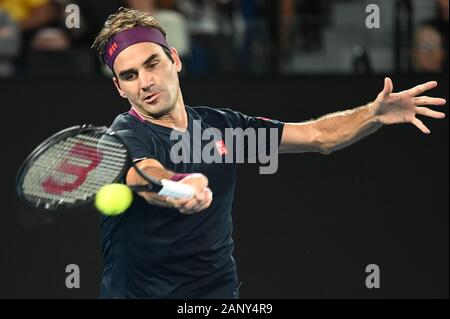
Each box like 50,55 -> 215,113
0,0 -> 449,76
0,0 -> 448,298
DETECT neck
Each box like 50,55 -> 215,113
132,92 -> 188,131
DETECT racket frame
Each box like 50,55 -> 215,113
16,124 -> 162,210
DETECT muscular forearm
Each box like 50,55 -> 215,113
127,165 -> 173,184
126,161 -> 176,206
313,103 -> 383,154
281,78 -> 445,154
125,160 -> 210,212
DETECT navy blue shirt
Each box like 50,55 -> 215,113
100,106 -> 284,298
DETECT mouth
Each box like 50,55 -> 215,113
143,91 -> 161,104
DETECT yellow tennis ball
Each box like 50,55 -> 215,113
95,184 -> 133,216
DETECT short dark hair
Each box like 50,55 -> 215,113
92,7 -> 174,67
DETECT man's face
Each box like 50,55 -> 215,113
412,26 -> 444,72
437,0 -> 449,20
112,42 -> 182,118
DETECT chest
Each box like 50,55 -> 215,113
148,130 -> 237,197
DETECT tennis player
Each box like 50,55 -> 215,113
92,8 -> 446,299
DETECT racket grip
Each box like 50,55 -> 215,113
158,179 -> 195,199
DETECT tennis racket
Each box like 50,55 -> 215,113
16,125 -> 195,210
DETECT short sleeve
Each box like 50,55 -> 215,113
216,108 -> 284,133
215,108 -> 285,162
107,112 -> 161,163
113,128 -> 155,162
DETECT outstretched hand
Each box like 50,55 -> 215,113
371,77 -> 446,133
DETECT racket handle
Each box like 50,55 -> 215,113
158,179 -> 195,199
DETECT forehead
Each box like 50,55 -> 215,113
113,42 -> 164,72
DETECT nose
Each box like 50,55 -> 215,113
140,70 -> 155,92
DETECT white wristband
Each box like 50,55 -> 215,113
158,179 -> 195,199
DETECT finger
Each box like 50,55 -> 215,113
413,96 -> 447,106
182,189 -> 210,211
192,188 -> 210,205
382,77 -> 393,96
193,190 -> 213,212
176,188 -> 211,213
415,107 -> 446,119
166,197 -> 190,207
377,77 -> 393,99
151,199 -> 173,208
192,188 -> 212,212
405,81 -> 437,96
412,117 -> 431,134
178,200 -> 198,214
191,202 -> 206,212
180,198 -> 201,211
190,190 -> 210,212
145,194 -> 173,207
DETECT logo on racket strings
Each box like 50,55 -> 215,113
41,143 -> 103,194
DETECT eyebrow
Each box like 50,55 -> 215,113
118,53 -> 160,78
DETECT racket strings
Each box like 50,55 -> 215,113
21,131 -> 129,207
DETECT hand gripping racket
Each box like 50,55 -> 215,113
16,125 -> 194,210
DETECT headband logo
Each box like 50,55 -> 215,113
108,42 -> 118,57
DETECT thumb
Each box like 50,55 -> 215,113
382,77 -> 393,96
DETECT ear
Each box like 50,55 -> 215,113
113,77 -> 127,98
170,47 -> 182,73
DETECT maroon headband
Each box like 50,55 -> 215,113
104,26 -> 169,70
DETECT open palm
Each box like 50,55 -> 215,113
372,77 -> 446,133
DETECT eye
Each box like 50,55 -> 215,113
147,62 -> 159,69
125,73 -> 137,81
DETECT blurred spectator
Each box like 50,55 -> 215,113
428,0 -> 449,52
176,0 -> 238,75
352,45 -> 372,75
125,0 -> 155,12
124,0 -> 190,58
280,0 -> 296,60
0,0 -> 57,32
412,0 -> 449,73
295,0 -> 327,52
0,0 -> 66,73
0,0 -> 64,51
0,10 -> 20,76
412,25 -> 445,73
31,27 -> 69,51
67,0 -> 122,48
32,0 -> 123,75
153,1 -> 190,59
237,0 -> 269,74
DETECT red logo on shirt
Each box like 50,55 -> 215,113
108,42 -> 118,56
215,140 -> 228,155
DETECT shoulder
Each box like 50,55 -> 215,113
109,112 -> 146,136
109,112 -> 136,129
188,106 -> 243,127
